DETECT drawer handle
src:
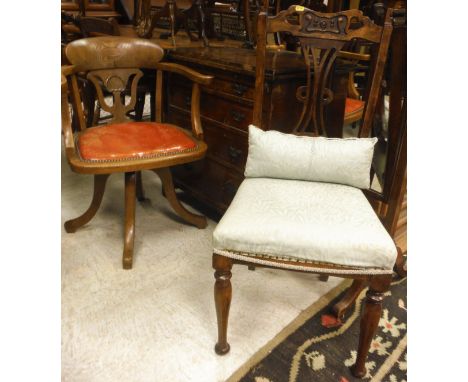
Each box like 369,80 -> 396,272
232,82 -> 248,96
228,146 -> 242,161
230,110 -> 246,123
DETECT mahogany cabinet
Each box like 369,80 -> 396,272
165,47 -> 349,214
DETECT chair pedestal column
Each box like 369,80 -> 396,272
123,172 -> 137,270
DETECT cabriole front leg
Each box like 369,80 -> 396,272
64,174 -> 110,233
351,275 -> 392,378
213,254 -> 233,355
154,168 -> 207,229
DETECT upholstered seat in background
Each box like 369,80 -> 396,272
345,97 -> 365,116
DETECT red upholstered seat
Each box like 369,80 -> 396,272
78,122 -> 198,161
345,98 -> 365,116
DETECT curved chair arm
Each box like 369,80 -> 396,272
61,66 -> 76,153
154,62 -> 214,140
154,62 -> 213,85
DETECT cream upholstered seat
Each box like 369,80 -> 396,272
213,178 -> 397,273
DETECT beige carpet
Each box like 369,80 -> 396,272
61,145 -> 342,381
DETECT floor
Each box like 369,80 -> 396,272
61,142 -> 342,381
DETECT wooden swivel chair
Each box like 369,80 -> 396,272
212,6 -> 397,378
61,37 -> 213,269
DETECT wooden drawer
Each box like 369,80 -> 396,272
173,158 -> 243,212
170,72 -> 254,101
204,124 -> 248,173
168,86 -> 253,132
210,78 -> 253,100
165,108 -> 248,173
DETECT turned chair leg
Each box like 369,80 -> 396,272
351,275 -> 392,378
136,171 -> 146,202
394,246 -> 407,278
153,168 -> 207,229
332,279 -> 366,320
213,254 -> 233,355
123,172 -> 137,270
64,174 -> 110,233
319,274 -> 329,282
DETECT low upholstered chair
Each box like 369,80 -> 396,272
212,126 -> 398,378
212,6 -> 398,378
61,37 -> 213,269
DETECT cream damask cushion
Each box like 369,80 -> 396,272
213,178 -> 397,270
244,125 -> 377,189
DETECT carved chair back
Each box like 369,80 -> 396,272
253,5 -> 393,138
65,37 -> 164,129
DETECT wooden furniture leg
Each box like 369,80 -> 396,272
136,171 -> 146,201
156,0 -> 188,46
394,246 -> 407,278
154,168 -> 207,228
242,0 -> 254,48
213,254 -> 233,355
123,172 -> 137,270
332,279 -> 366,320
64,174 -> 110,233
193,0 -> 209,46
168,0 -> 177,47
319,274 -> 329,282
351,275 -> 391,378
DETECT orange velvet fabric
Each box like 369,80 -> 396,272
78,122 -> 197,161
344,98 -> 365,115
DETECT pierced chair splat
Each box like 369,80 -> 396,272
62,36 -> 213,269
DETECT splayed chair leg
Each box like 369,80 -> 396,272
64,174 -> 110,233
332,279 -> 366,320
154,168 -> 207,229
123,172 -> 136,270
136,171 -> 146,202
213,254 -> 233,355
351,275 -> 392,378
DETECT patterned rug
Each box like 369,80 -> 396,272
228,277 -> 407,382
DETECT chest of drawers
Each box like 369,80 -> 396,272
165,47 -> 347,214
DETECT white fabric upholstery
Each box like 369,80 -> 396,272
244,125 -> 377,189
213,178 -> 397,271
